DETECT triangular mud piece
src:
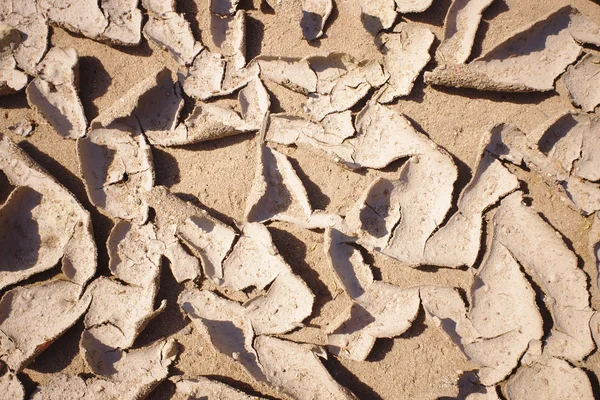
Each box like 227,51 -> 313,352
238,78 -> 271,129
143,186 -> 236,282
425,7 -> 600,92
422,152 -> 518,268
487,120 -> 600,214
494,192 -> 594,361
0,370 -> 24,400
327,281 -> 420,361
222,223 -> 314,334
0,1 -> 48,75
245,137 -> 341,229
26,47 -> 87,139
301,0 -> 333,41
80,337 -> 177,399
253,335 -> 357,400
0,23 -> 27,96
359,0 -> 397,33
455,372 -> 501,400
0,280 -> 91,372
212,10 -> 246,71
464,240 -> 544,385
257,57 -> 317,94
172,376 -> 264,399
505,356 -> 595,400
210,0 -> 240,16
178,289 -> 265,380
78,126 -> 154,224
376,22 -> 434,103
436,0 -> 495,65
394,0 -> 434,13
142,0 -> 202,65
100,0 -> 143,45
304,54 -> 388,121
563,54 -> 600,113
0,134 -> 97,290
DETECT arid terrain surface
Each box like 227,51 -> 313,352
1,0 -> 600,399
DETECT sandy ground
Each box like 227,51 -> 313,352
1,0 -> 600,399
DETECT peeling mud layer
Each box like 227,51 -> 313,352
1,1 -> 600,400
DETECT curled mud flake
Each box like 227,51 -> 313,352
359,0 -> 397,34
0,280 -> 91,372
81,336 -> 177,399
376,22 -> 434,103
172,376 -> 264,399
253,336 -> 357,400
245,140 -> 341,229
222,223 -> 289,291
464,240 -> 544,385
7,120 -> 34,137
143,186 -> 236,282
494,192 -> 594,361
505,357 -> 594,400
425,7 -> 593,92
257,58 -> 317,94
0,370 -> 24,400
83,278 -> 164,351
211,0 -> 240,16
328,282 -> 420,361
307,53 -> 360,95
181,50 -> 228,100
99,0 -> 143,46
213,10 -> 246,70
455,373 -> 501,400
436,0 -> 495,65
164,102 -> 253,146
238,78 -> 271,130
77,127 -> 153,224
563,54 -> 600,113
178,289 -> 265,380
321,111 -> 354,143
245,271 -> 314,335
325,228 -> 374,299
0,23 -> 27,96
301,0 -> 333,41
0,134 -> 97,288
488,120 -> 600,214
590,214 -> 600,290
142,0 -> 202,65
0,1 -> 48,75
394,0 -> 433,13
423,152 -> 519,268
26,47 -> 87,139
38,0 -> 108,40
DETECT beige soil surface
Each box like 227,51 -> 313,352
1,0 -> 600,399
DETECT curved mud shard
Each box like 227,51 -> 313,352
301,0 -> 333,41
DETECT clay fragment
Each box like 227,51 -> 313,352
590,214 -> 600,290
304,54 -> 388,121
0,371 -> 24,400
254,335 -> 357,400
0,133 -> 97,290
359,0 -> 396,33
422,152 -> 519,268
222,223 -> 314,334
487,118 -> 600,214
436,0 -> 495,64
394,0 -> 434,13
0,280 -> 91,372
77,126 -> 154,224
301,0 -> 333,41
505,357 -> 594,400
0,22 -> 27,96
245,135 -> 341,229
81,337 -> 177,399
7,120 -> 34,137
0,1 -> 48,75
143,186 -> 236,282
493,192 -> 594,361
100,0 -> 143,45
26,47 -> 87,139
239,78 -> 271,129
210,0 -> 240,16
376,22 -> 435,103
425,7 -> 600,92
257,57 -> 318,94
562,54 -> 600,112
172,376 -> 263,399
142,0 -> 202,65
